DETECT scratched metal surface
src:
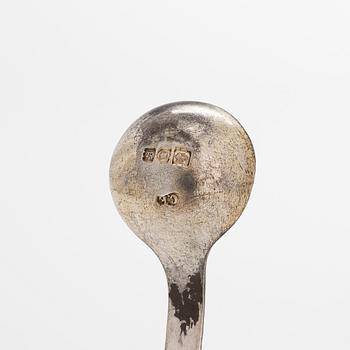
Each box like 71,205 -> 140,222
110,102 -> 255,350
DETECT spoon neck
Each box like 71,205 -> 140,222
164,262 -> 206,350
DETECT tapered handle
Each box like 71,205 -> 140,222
164,263 -> 206,350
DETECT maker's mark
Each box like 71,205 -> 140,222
157,193 -> 179,206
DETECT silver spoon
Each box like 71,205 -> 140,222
110,101 -> 255,350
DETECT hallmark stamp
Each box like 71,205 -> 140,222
173,149 -> 191,167
166,193 -> 179,206
157,148 -> 171,163
156,195 -> 166,205
157,193 -> 179,206
142,148 -> 156,162
143,146 -> 191,167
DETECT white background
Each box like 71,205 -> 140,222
1,1 -> 350,349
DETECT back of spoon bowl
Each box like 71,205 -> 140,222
110,101 -> 256,350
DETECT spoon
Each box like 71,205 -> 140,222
110,101 -> 255,350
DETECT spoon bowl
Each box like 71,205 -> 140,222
110,102 -> 255,350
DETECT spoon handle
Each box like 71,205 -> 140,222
164,262 -> 206,350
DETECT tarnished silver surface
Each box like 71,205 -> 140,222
110,102 -> 255,350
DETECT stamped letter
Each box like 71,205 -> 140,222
142,148 -> 156,162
